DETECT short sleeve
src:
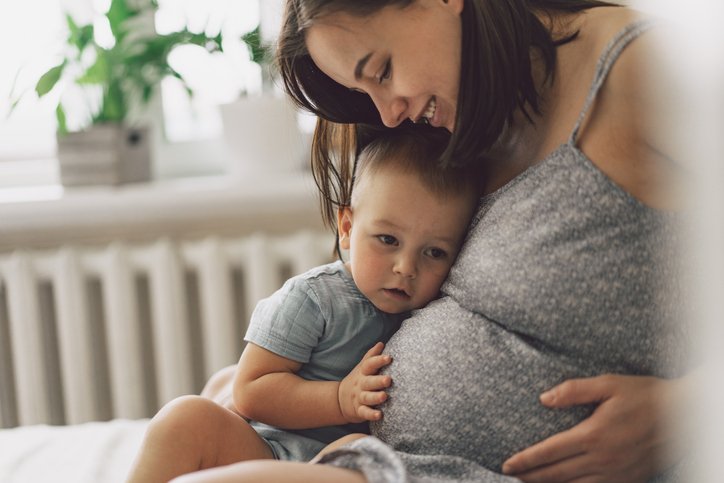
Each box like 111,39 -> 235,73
244,278 -> 326,363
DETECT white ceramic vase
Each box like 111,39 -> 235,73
220,94 -> 308,177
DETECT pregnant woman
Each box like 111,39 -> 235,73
174,1 -> 689,481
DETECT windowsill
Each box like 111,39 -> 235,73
0,171 -> 326,250
0,158 -> 60,194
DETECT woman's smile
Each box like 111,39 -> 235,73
305,1 -> 462,133
415,97 -> 437,125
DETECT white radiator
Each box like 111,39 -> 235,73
0,231 -> 332,428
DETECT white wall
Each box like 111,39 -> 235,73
635,1 -> 724,481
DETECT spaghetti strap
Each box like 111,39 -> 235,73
569,19 -> 656,145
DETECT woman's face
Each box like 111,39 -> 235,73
305,0 -> 463,132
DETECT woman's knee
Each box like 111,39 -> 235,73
311,433 -> 369,463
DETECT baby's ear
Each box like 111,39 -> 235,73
337,207 -> 353,250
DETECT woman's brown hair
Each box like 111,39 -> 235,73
276,0 -> 617,229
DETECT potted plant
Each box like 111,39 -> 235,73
14,0 -> 225,186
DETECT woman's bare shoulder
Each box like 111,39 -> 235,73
575,8 -> 686,209
596,10 -> 685,163
580,6 -> 648,49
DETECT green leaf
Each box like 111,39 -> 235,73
66,15 -> 94,54
66,14 -> 80,44
102,81 -> 126,122
212,33 -> 224,53
22,0 -> 237,129
242,25 -> 268,65
7,68 -> 27,118
142,85 -> 153,103
8,96 -> 22,115
106,0 -> 134,42
56,104 -> 68,135
7,94 -> 28,120
76,50 -> 109,85
78,25 -> 95,52
35,62 -> 66,97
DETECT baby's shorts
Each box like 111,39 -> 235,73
252,422 -> 327,462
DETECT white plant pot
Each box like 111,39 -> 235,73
56,124 -> 152,187
220,95 -> 307,176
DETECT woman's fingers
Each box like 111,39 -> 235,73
502,423 -> 589,475
540,375 -> 616,408
509,453 -> 595,483
506,375 -> 671,483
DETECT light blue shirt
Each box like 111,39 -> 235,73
244,260 -> 406,444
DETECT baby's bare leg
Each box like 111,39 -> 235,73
127,395 -> 273,483
172,460 -> 366,483
310,433 -> 369,463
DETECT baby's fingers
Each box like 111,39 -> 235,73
361,374 -> 392,391
361,342 -> 385,360
356,404 -> 384,421
359,390 -> 388,406
360,353 -> 392,375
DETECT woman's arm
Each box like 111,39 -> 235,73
502,373 -> 691,482
233,341 -> 392,429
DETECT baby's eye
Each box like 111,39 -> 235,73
425,247 -> 447,259
377,235 -> 398,246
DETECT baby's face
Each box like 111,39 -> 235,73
338,166 -> 475,314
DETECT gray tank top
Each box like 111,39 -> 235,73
335,20 -> 688,481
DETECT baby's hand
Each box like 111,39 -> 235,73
338,342 -> 393,423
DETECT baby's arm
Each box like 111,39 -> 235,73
233,341 -> 392,429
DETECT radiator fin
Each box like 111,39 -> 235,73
0,231 -> 332,428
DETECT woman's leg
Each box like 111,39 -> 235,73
310,433 -> 369,463
171,460 -> 366,483
127,395 -> 273,483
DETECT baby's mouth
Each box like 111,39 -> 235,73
384,288 -> 410,299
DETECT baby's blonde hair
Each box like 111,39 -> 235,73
331,125 -> 481,259
350,125 -> 482,206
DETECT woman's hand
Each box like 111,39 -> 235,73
338,342 -> 393,423
501,374 -> 683,483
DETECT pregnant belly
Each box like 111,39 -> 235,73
371,296 -> 594,471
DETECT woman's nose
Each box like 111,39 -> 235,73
370,92 -> 407,128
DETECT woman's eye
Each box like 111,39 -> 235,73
426,247 -> 447,259
378,60 -> 391,84
377,235 -> 397,246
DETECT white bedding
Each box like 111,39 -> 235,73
0,419 -> 148,483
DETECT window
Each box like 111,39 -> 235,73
0,0 -> 279,188
0,0 -> 64,164
155,0 -> 262,143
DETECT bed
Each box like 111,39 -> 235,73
0,419 -> 148,482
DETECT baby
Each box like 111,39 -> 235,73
127,126 -> 481,482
